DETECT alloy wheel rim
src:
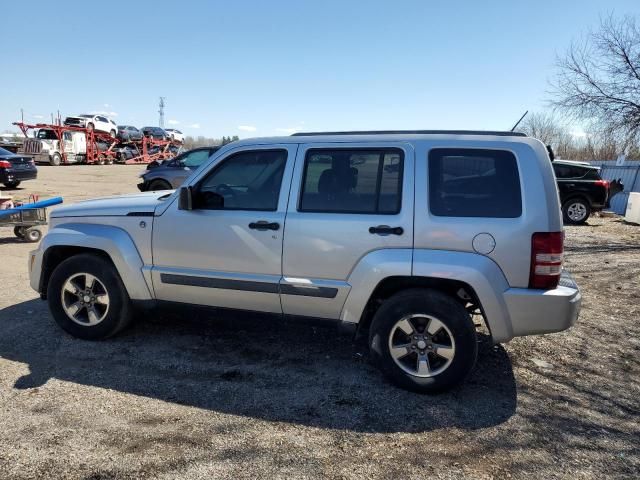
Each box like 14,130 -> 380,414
60,273 -> 110,326
387,314 -> 456,378
567,202 -> 587,221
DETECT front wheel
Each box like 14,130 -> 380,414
148,179 -> 172,191
3,181 -> 20,188
50,153 -> 62,166
369,288 -> 477,393
563,198 -> 591,224
47,254 -> 133,340
24,227 -> 42,242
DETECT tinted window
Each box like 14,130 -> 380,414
182,150 -> 210,168
428,148 -> 521,218
37,129 -> 57,140
299,149 -> 403,214
196,149 -> 287,211
553,164 -> 586,179
0,147 -> 13,156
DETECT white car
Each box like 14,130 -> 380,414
164,129 -> 184,143
63,114 -> 118,138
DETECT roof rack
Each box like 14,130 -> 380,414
291,130 -> 527,137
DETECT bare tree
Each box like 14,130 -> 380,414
551,14 -> 640,142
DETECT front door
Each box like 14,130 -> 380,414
151,144 -> 297,313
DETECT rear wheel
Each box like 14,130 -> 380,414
13,226 -> 25,238
110,130 -> 116,138
47,254 -> 133,340
149,179 -> 172,191
563,198 -> 591,224
369,288 -> 477,393
3,181 -> 20,188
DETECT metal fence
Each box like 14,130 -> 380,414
587,160 -> 640,215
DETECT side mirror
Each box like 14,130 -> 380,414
178,186 -> 193,210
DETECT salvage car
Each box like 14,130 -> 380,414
164,129 -> 184,143
553,160 -> 614,224
117,125 -> 143,142
141,126 -> 167,140
64,114 -> 118,138
0,146 -> 37,188
138,146 -> 218,191
27,130 -> 581,393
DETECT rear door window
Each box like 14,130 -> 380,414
299,149 -> 403,214
428,148 -> 522,218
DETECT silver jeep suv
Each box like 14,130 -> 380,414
28,130 -> 581,393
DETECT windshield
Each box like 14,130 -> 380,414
0,147 -> 13,156
37,129 -> 57,140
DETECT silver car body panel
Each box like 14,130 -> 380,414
29,132 -> 580,344
150,143 -> 298,313
30,222 -> 153,300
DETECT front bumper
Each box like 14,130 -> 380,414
503,270 -> 581,339
28,246 -> 44,295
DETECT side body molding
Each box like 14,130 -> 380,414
412,250 -> 513,342
39,223 -> 153,300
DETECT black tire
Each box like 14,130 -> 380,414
4,181 -> 20,188
47,254 -> 133,340
148,179 -> 172,191
562,198 -> 591,225
13,226 -> 25,238
369,288 -> 477,393
50,153 -> 62,166
24,227 -> 42,242
87,122 -> 94,132
110,130 -> 116,138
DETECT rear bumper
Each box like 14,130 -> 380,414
1,168 -> 37,183
503,271 -> 581,339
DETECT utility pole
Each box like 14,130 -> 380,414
158,97 -> 166,128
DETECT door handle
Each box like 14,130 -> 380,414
369,225 -> 404,235
249,221 -> 280,231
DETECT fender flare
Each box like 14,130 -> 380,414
40,223 -> 152,300
341,249 -> 514,343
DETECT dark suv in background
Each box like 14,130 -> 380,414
141,127 -> 167,140
553,160 -> 612,224
137,146 -> 219,191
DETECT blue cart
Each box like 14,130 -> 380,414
0,196 -> 63,242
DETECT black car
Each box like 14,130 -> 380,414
553,160 -> 614,224
117,125 -> 143,142
0,147 -> 37,189
138,146 -> 219,191
141,127 -> 167,140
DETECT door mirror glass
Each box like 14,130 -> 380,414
178,186 -> 193,210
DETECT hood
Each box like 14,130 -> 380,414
51,191 -> 173,218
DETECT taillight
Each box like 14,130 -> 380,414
595,179 -> 609,188
529,232 -> 564,289
0,160 -> 11,168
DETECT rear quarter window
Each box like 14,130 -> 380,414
428,148 -> 522,218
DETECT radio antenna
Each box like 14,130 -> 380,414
510,110 -> 528,132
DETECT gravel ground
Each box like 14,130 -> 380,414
0,165 -> 638,479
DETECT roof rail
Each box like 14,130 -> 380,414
291,130 -> 527,137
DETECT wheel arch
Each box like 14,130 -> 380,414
38,223 -> 153,300
341,248 -> 515,344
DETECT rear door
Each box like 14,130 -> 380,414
281,142 -> 414,319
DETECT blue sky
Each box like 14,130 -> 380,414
1,0 -> 639,138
